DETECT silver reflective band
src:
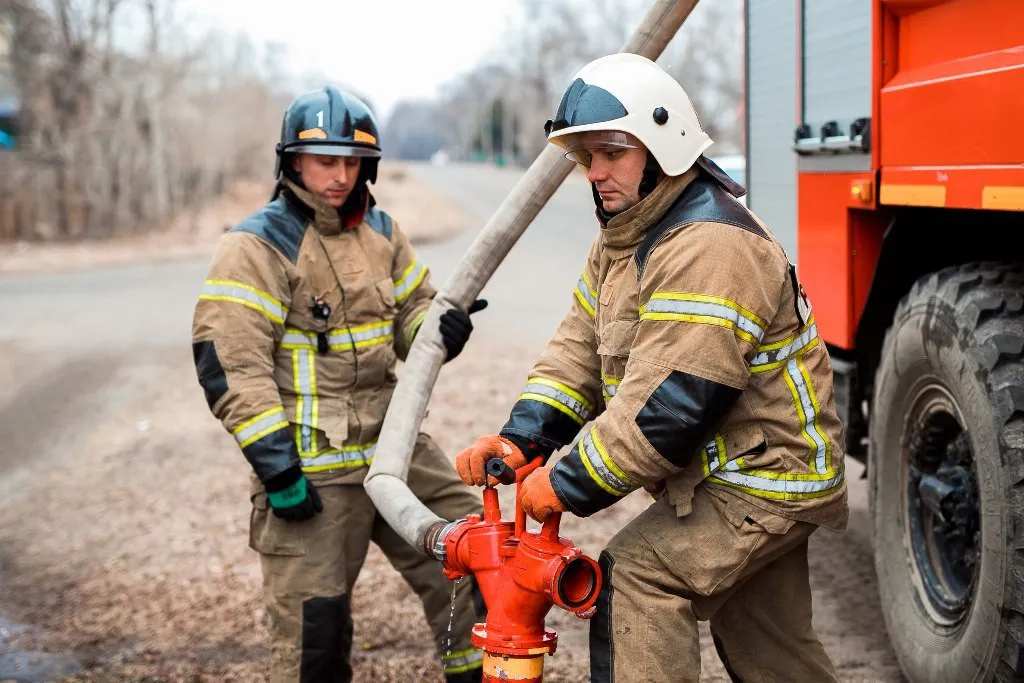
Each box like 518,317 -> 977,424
581,429 -> 634,495
300,442 -> 376,470
233,407 -> 287,447
642,296 -> 765,343
712,467 -> 846,496
786,358 -> 828,474
575,274 -> 598,314
200,279 -> 287,323
442,647 -> 484,672
523,380 -> 593,423
281,322 -> 393,350
394,259 -> 428,303
750,322 -> 818,369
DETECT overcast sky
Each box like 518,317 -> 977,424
183,0 -> 518,122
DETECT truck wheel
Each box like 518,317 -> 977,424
870,262 -> 1024,682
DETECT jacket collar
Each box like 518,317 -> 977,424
280,178 -> 368,236
598,167 -> 700,258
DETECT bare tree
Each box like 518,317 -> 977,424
0,0 -> 293,242
383,0 -> 743,166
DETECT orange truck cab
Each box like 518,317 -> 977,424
744,2 -> 1024,681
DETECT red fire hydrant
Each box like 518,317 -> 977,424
437,457 -> 602,682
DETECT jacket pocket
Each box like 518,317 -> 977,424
663,422 -> 768,517
642,488 -> 796,599
597,319 -> 638,358
285,396 -> 349,452
249,492 -> 307,556
375,277 -> 397,317
705,423 -> 769,475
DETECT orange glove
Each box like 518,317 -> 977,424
519,464 -> 568,523
455,435 -> 528,486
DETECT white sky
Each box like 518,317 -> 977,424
183,0 -> 518,122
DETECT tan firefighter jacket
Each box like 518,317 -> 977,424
192,178 -> 435,488
500,166 -> 848,531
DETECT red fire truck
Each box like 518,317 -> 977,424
744,1 -> 1023,681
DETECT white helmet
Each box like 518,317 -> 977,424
545,53 -> 713,177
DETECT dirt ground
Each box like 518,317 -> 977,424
0,161 -> 468,276
0,342 -> 904,683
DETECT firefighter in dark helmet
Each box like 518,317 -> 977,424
191,85 -> 487,682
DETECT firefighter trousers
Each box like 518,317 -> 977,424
590,486 -> 840,682
249,433 -> 485,683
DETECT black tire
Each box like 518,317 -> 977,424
869,262 -> 1024,683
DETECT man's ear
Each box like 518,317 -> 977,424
291,156 -> 301,174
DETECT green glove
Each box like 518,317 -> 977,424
265,467 -> 323,522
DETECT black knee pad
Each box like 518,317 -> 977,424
300,594 -> 353,683
590,549 -> 616,683
445,668 -> 483,683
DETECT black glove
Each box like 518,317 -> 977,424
264,466 -> 323,523
439,299 -> 488,361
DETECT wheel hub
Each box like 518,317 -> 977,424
903,385 -> 981,625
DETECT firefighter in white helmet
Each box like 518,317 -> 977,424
456,53 -> 848,681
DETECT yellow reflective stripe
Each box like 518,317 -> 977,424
199,279 -> 287,324
232,406 -> 288,448
640,292 -> 765,346
580,428 -> 636,495
520,393 -> 587,426
406,309 -> 428,345
750,319 -> 820,373
300,440 -> 377,472
700,434 -> 729,477
393,258 -> 428,304
520,376 -> 594,424
292,349 -> 319,456
706,355 -> 843,500
795,357 -> 832,473
575,271 -> 598,317
292,351 -> 304,453
526,377 -> 594,412
710,467 -> 845,501
602,375 -> 621,401
442,647 -> 483,674
281,322 -> 394,351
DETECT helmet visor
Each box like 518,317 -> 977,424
286,143 -> 381,158
559,131 -> 640,168
548,78 -> 628,135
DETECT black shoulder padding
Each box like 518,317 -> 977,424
364,205 -> 393,240
230,197 -> 309,264
635,178 -> 768,276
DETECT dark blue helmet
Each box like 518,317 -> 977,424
275,86 -> 381,185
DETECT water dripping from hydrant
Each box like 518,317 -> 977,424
445,577 -> 462,658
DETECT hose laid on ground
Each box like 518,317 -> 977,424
364,0 -> 702,556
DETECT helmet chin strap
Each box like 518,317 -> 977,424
591,151 -> 663,221
638,151 -> 662,199
591,182 -> 616,223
